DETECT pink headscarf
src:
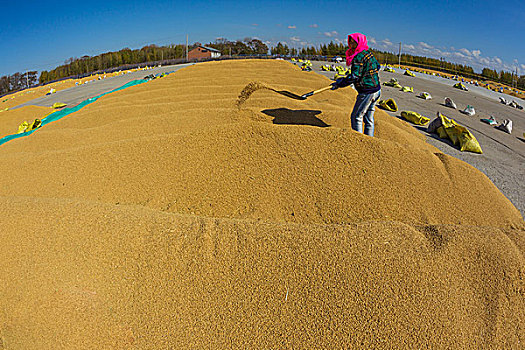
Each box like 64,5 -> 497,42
346,33 -> 369,66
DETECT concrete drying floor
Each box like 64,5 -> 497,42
13,64 -> 193,109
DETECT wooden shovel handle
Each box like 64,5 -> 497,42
311,86 -> 333,95
301,85 -> 333,98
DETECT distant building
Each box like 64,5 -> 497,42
188,46 -> 222,60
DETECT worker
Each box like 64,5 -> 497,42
331,33 -> 381,136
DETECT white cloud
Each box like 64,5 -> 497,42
251,23 -> 258,27
290,36 -> 300,42
323,31 -> 339,37
309,24 -> 318,28
300,41 -> 307,46
368,36 -> 521,74
288,25 -> 296,29
382,39 -> 393,46
459,48 -> 471,56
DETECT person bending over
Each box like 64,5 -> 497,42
332,33 -> 381,136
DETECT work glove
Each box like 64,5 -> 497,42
332,77 -> 352,90
331,78 -> 345,90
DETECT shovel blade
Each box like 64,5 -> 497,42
301,91 -> 314,99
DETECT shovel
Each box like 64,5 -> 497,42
240,84 -> 333,103
267,88 -> 307,100
268,85 -> 333,100
300,85 -> 333,99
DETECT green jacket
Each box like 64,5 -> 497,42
341,50 -> 381,94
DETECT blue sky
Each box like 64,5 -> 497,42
1,0 -> 524,76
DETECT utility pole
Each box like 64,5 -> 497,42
186,34 -> 189,61
398,42 -> 402,67
512,63 -> 518,89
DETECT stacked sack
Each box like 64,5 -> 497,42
427,112 -> 483,153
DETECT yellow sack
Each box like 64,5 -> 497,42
434,112 -> 482,153
17,119 -> 42,134
438,112 -> 453,127
52,102 -> 67,109
437,112 -> 459,145
401,111 -> 430,125
378,98 -> 398,112
436,126 -> 448,139
17,121 -> 29,134
444,126 -> 460,146
27,119 -> 42,131
456,125 -> 483,153
400,86 -> 414,93
436,112 -> 458,145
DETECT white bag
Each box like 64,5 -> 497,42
462,105 -> 475,116
445,97 -> 457,109
497,119 -> 513,134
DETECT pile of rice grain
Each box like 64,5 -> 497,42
0,59 -> 522,349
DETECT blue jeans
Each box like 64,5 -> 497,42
350,90 -> 381,136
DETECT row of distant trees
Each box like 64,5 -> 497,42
207,38 -> 268,55
38,44 -> 188,85
1,38 -> 524,96
480,68 -> 524,87
0,71 -> 39,95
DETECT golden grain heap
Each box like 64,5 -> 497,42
0,60 -> 523,349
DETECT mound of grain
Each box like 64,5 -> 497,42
0,60 -> 521,228
0,59 -> 523,348
0,198 -> 523,349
